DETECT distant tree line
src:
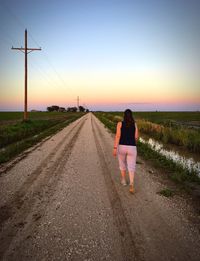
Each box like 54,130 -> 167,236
47,105 -> 89,113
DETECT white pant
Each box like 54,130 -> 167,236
117,145 -> 137,172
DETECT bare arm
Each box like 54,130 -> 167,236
135,123 -> 139,142
113,122 -> 122,156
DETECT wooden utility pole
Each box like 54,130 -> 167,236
12,29 -> 41,121
77,96 -> 80,111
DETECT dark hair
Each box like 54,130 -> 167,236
123,109 -> 135,127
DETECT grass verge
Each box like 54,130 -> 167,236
0,113 -> 84,164
157,188 -> 175,197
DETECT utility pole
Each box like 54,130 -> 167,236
77,96 -> 79,111
12,29 -> 41,121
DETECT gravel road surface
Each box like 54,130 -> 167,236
0,113 -> 200,261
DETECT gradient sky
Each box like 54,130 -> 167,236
0,0 -> 199,111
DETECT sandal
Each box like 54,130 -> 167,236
129,184 -> 134,194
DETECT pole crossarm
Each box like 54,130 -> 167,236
11,47 -> 42,51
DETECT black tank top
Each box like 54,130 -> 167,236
119,121 -> 136,146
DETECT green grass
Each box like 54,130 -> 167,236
0,112 -> 84,164
0,111 -> 24,121
0,119 -> 60,148
157,188 -> 175,197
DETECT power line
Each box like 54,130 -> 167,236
29,60 -> 59,88
0,1 -> 25,31
29,36 -> 77,96
1,2 -> 75,96
27,28 -> 76,95
42,51 -> 76,94
0,26 -> 15,46
0,36 -> 12,47
29,55 -> 76,101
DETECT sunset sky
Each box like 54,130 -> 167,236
0,0 -> 199,111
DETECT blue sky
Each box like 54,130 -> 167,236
0,0 -> 199,111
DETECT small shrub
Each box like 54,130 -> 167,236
158,188 -> 174,197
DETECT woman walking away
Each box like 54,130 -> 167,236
113,109 -> 139,194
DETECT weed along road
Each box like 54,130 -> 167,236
0,113 -> 200,261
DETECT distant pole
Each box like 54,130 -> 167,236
77,96 -> 79,111
12,29 -> 41,121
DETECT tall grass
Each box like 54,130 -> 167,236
137,119 -> 200,153
0,119 -> 61,148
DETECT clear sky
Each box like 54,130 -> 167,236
0,0 -> 199,111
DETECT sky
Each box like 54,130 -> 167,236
0,0 -> 200,111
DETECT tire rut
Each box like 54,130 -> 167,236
0,117 -> 86,258
91,115 -> 144,261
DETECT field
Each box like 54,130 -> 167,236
0,111 -> 85,164
0,111 -> 74,123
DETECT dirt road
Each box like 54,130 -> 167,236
0,113 -> 200,261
